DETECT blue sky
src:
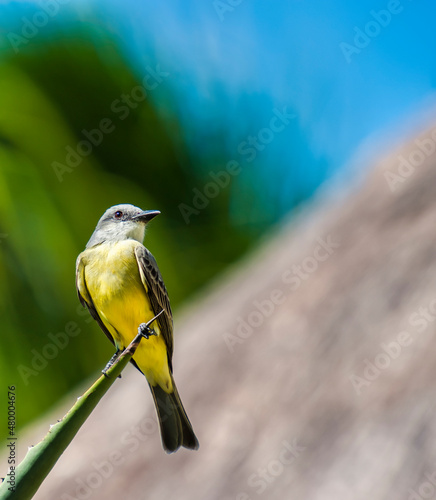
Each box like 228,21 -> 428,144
2,0 -> 436,222
93,0 -> 436,217
92,1 -> 436,147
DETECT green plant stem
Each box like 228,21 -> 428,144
0,328 -> 146,500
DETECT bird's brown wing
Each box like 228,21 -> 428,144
134,245 -> 174,365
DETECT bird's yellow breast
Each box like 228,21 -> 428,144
81,240 -> 172,390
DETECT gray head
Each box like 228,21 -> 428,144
86,204 -> 160,248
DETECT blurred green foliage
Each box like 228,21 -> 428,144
0,28 -> 254,433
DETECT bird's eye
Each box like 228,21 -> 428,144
114,211 -> 123,219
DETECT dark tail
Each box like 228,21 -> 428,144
149,376 -> 199,453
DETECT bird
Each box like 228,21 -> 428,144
75,203 -> 199,453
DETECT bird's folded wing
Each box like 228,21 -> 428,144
134,245 -> 174,364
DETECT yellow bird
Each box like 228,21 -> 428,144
76,204 -> 199,453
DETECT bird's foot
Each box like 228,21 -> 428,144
138,322 -> 158,340
102,349 -> 121,377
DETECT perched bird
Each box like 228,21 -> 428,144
76,204 -> 199,453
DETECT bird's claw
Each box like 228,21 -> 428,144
102,349 -> 121,376
138,310 -> 164,339
138,322 -> 158,340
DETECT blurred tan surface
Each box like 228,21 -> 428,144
20,126 -> 436,499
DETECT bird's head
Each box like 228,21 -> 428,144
86,204 -> 160,248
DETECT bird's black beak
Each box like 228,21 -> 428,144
132,210 -> 161,223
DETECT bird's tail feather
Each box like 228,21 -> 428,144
149,376 -> 199,453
